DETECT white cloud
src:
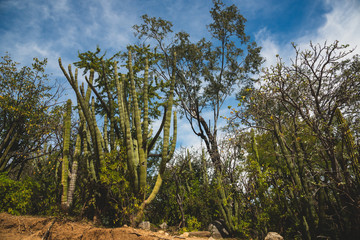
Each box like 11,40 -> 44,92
256,0 -> 360,68
255,28 -> 292,68
310,0 -> 360,50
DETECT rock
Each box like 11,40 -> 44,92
158,230 -> 165,234
208,220 -> 229,238
264,232 -> 284,240
189,231 -> 211,238
208,223 -> 222,238
180,232 -> 189,237
160,222 -> 168,230
138,221 -> 151,230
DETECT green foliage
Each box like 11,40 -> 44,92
185,215 -> 201,231
98,149 -> 141,226
180,216 -> 201,233
2,7 -> 359,240
31,154 -> 61,216
228,41 -> 360,239
0,173 -> 34,215
0,168 -> 59,216
147,148 -> 217,230
0,54 -> 59,176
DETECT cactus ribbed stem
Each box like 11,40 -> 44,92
61,99 -> 72,209
143,59 -> 149,157
59,59 -> 103,179
103,115 -> 109,152
91,97 -> 105,170
115,64 -> 138,190
128,51 -> 146,195
145,53 -> 177,206
67,132 -> 80,207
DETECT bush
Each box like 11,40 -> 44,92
0,173 -> 35,215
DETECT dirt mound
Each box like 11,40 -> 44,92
0,212 -> 212,240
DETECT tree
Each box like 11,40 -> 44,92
133,0 -> 262,235
231,41 -> 360,239
0,54 -> 60,178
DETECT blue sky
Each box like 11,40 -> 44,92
1,0 -> 360,148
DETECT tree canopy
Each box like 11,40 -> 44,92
0,54 -> 61,177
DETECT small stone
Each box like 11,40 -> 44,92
189,231 -> 211,238
264,232 -> 284,240
208,223 -> 222,238
158,230 -> 165,234
160,222 -> 168,230
180,232 -> 189,237
123,224 -> 128,228
138,221 -> 151,230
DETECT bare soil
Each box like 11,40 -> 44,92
0,212 -> 215,240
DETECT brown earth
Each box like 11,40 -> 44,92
0,212 -> 217,240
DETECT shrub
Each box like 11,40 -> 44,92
0,173 -> 35,215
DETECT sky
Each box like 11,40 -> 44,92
1,0 -> 360,148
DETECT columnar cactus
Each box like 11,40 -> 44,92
60,99 -> 84,210
59,51 -> 177,222
114,51 -> 177,222
59,59 -> 105,179
61,99 -> 71,209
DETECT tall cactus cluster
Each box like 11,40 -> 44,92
58,50 -> 177,222
60,99 -> 86,210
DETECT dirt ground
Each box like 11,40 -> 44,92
0,212 -> 217,240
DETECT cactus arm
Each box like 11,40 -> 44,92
61,99 -> 72,209
58,59 -> 101,171
201,148 -> 209,186
67,131 -> 81,207
91,97 -> 105,169
103,115 -> 109,152
168,111 -> 177,161
101,61 -> 116,150
114,63 -> 138,190
143,58 -> 149,156
85,75 -> 93,103
274,123 -> 302,187
128,51 -> 147,195
144,53 -> 177,206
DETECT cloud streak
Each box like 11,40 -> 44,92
256,0 -> 360,68
1,0 -> 359,148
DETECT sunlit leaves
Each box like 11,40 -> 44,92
0,54 -> 58,173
